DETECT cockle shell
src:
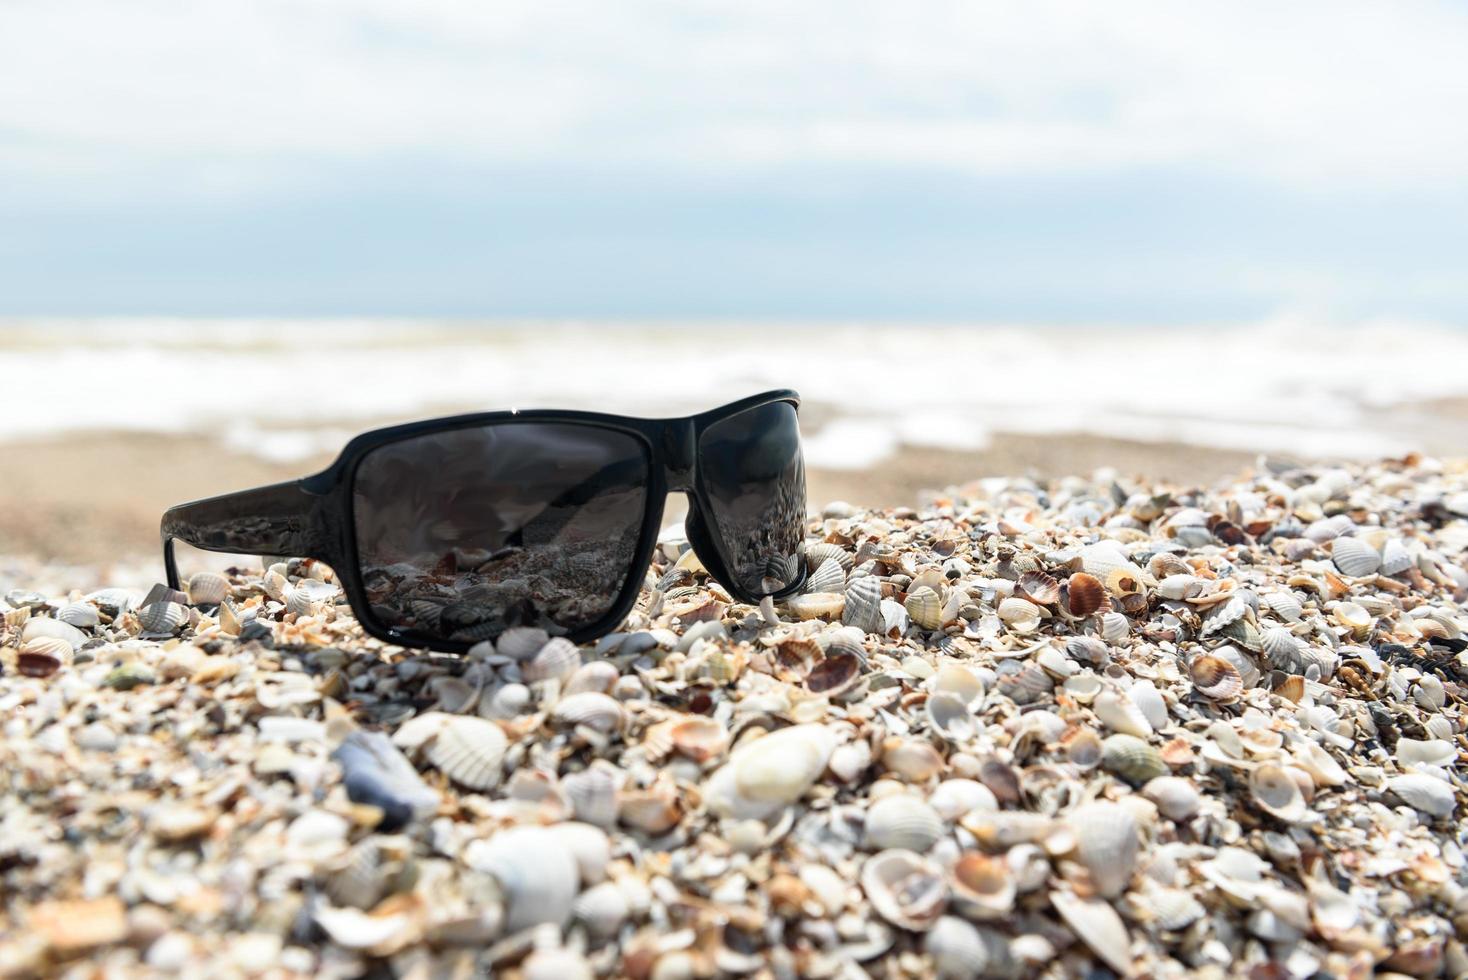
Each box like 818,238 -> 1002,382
1129,680 -> 1168,731
1094,686 -> 1152,738
564,660 -> 619,696
186,572 -> 230,606
881,737 -> 946,782
926,691 -> 977,742
1062,673 -> 1103,705
842,576 -> 884,634
57,601 -> 100,629
1189,654 -> 1244,701
138,601 -> 189,633
541,688 -> 618,731
669,715 -> 729,763
703,724 -> 837,820
1386,773 -> 1456,817
563,762 -> 623,827
1260,590 -> 1303,623
786,592 -> 845,621
928,779 -> 998,821
496,626 -> 551,661
905,587 -> 944,630
1395,738 -> 1457,768
464,826 -> 580,930
864,794 -> 946,852
806,558 -> 847,595
18,636 -> 71,676
1097,612 -> 1129,642
1061,727 -> 1103,769
573,880 -> 630,940
1379,538 -> 1413,575
1068,802 -> 1138,897
1050,891 -> 1132,975
1155,574 -> 1201,600
806,650 -> 864,699
1332,602 -> 1372,636
996,596 -> 1041,632
806,542 -> 854,574
1101,734 -> 1167,785
522,637 -> 581,683
1133,882 -> 1205,931
1250,763 -> 1309,823
1142,776 -> 1202,821
1018,570 -> 1061,605
861,849 -> 948,932
1330,536 -> 1381,577
950,852 -> 1016,917
1065,573 -> 1107,618
932,663 -> 984,705
481,683 -> 530,720
925,916 -> 1011,980
418,714 -> 508,791
1291,740 -> 1347,787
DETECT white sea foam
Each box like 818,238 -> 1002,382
3,316 -> 1466,468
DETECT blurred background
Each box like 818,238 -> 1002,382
5,1 -> 1468,572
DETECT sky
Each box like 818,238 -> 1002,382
3,0 -> 1468,322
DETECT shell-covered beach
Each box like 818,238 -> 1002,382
2,456 -> 1466,978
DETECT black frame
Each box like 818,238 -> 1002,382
162,390 -> 806,651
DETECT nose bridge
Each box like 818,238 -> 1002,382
661,418 -> 697,490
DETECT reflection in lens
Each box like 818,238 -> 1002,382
352,423 -> 649,642
697,401 -> 807,596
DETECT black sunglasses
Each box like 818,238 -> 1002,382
162,390 -> 807,652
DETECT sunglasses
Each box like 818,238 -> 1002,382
161,390 -> 807,651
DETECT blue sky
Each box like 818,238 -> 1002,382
4,0 -> 1468,322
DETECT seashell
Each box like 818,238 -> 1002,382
905,587 -> 944,631
1211,644 -> 1262,688
1189,654 -> 1243,701
806,542 -> 854,574
57,601 -> 100,629
928,779 -> 998,821
573,880 -> 630,939
995,661 -> 1053,705
552,692 -> 626,733
1065,634 -> 1109,667
1199,594 -> 1247,636
1142,776 -> 1202,821
1249,763 -> 1308,823
863,794 -> 946,852
1379,538 -> 1413,575
1414,675 -> 1446,711
861,849 -> 948,932
1101,734 -> 1167,785
1330,536 -> 1381,577
137,601 -> 189,633
926,692 -> 976,742
1097,612 -> 1129,642
496,626 -> 551,661
996,595 -> 1041,632
1272,674 -> 1305,703
422,714 -> 508,791
617,777 -> 682,834
1260,627 -> 1305,671
564,660 -> 619,696
926,916 -> 1010,979
842,575 -> 884,634
332,731 -> 440,830
1395,738 -> 1457,768
806,558 -> 847,594
185,572 -> 230,606
806,650 -> 864,698
1064,573 -> 1107,618
464,826 -> 580,930
1133,882 -> 1205,931
1068,801 -> 1138,897
522,637 -> 581,683
1061,727 -> 1103,769
829,739 -> 873,784
1155,574 -> 1200,600
481,683 -> 530,720
1291,740 -> 1347,787
17,636 -> 70,676
1260,590 -> 1303,623
323,840 -> 388,910
786,592 -> 845,622
1093,685 -> 1152,738
669,715 -> 729,763
1062,672 -> 1103,704
881,737 -> 946,782
562,762 -> 623,827
1050,891 -> 1132,975
1079,542 -> 1137,580
703,724 -> 837,820
313,905 -> 413,951
1017,570 -> 1060,605
1129,680 -> 1168,731
1332,602 -> 1372,637
951,852 -> 1016,917
1386,773 -> 1455,817
932,663 -> 984,704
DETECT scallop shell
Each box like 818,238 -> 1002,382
1260,627 -> 1306,672
1330,536 -> 1381,577
881,737 -> 946,783
57,601 -> 100,629
926,692 -> 977,742
564,660 -> 619,696
703,724 -> 837,820
1018,570 -> 1060,605
931,663 -> 984,705
806,542 -> 854,574
926,916 -> 1010,980
572,880 -> 630,940
1189,654 -> 1244,701
669,715 -> 729,763
786,592 -> 845,622
1395,738 -> 1457,768
521,637 -> 582,683
1064,573 -> 1108,618
423,715 -> 508,791
496,626 -> 551,661
1386,773 -> 1456,817
1050,891 -> 1132,975
1061,727 -> 1103,769
806,650 -> 864,698
928,779 -> 998,821
464,826 -> 580,930
1129,680 -> 1168,731
861,849 -> 948,932
1097,612 -> 1129,642
950,852 -> 1016,917
1068,801 -> 1138,897
1133,883 -> 1205,931
186,572 -> 230,607
1250,763 -> 1308,823
1260,590 -> 1303,623
1101,734 -> 1167,785
17,637 -> 70,676
552,692 -> 626,733
864,794 -> 946,852
1142,776 -> 1202,821
905,587 -> 944,631
1200,594 -> 1247,636
996,661 -> 1053,705
806,558 -> 847,595
996,595 -> 1041,633
137,601 -> 189,634
562,762 -> 623,827
1379,538 -> 1413,575
1093,686 -> 1152,738
842,576 -> 884,634
481,683 -> 530,720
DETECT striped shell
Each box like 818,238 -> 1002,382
564,660 -> 619,696
1200,594 -> 1248,636
562,763 -> 623,827
137,601 -> 189,633
1189,654 -> 1244,701
1068,801 -> 1138,897
842,575 -> 884,634
806,558 -> 847,595
422,715 -> 508,791
57,601 -> 100,629
1101,733 -> 1167,785
1386,773 -> 1456,817
863,794 -> 946,852
1330,536 -> 1381,577
1093,686 -> 1152,738
1379,538 -> 1413,575
1142,776 -> 1202,821
805,542 -> 854,574
996,596 -> 1041,632
1260,627 -> 1305,671
1064,573 -> 1108,618
1018,571 -> 1060,605
1129,680 -> 1169,731
1134,883 -> 1206,931
522,637 -> 582,683
926,916 -> 1011,979
904,587 -> 943,631
496,626 -> 551,661
186,572 -> 230,606
552,692 -> 626,733
1098,612 -> 1129,642
17,636 -> 70,676
572,880 -> 629,939
1260,590 -> 1303,623
861,849 -> 948,932
1050,891 -> 1131,975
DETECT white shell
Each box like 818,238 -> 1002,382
1386,773 -> 1455,817
464,826 -> 580,930
1249,763 -> 1308,823
422,715 -> 508,791
931,664 -> 984,705
522,637 -> 582,683
928,779 -> 998,821
842,576 -> 884,634
996,596 -> 1041,633
481,683 -> 531,720
546,821 -> 611,885
56,601 -> 100,630
552,692 -> 626,733
137,601 -> 189,633
1379,538 -> 1413,575
925,916 -> 1010,979
562,762 -> 623,827
314,905 -> 412,950
1142,777 -> 1202,821
1291,740 -> 1348,787
863,794 -> 946,852
1395,739 -> 1457,768
186,572 -> 230,606
806,558 -> 847,594
496,626 -> 551,661
926,691 -> 977,742
1067,802 -> 1138,897
1093,686 -> 1152,738
861,849 -> 948,932
1129,680 -> 1168,731
703,724 -> 837,820
564,660 -> 620,696
1097,612 -> 1129,642
905,587 -> 944,631
1330,536 -> 1381,577
572,880 -> 630,939
1260,590 -> 1303,623
1050,891 -> 1132,975
786,592 -> 845,622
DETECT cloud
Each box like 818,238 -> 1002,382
5,0 -> 1468,195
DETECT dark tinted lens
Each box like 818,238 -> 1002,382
352,422 -> 649,642
697,401 -> 806,596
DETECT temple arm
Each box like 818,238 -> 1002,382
161,480 -> 333,589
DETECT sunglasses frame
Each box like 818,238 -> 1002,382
162,389 -> 807,652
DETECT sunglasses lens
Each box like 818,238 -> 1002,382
697,400 -> 807,596
352,423 -> 650,643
